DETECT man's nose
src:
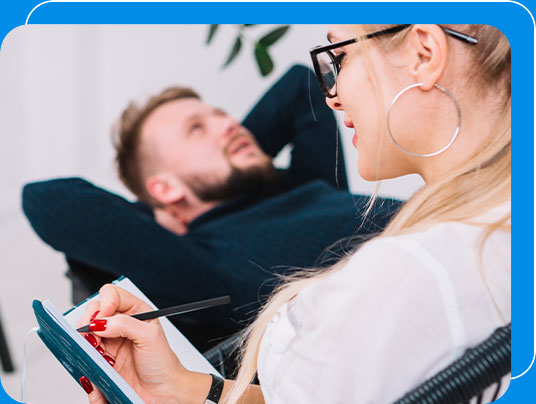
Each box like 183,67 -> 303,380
215,115 -> 241,140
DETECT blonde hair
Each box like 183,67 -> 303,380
225,24 -> 511,403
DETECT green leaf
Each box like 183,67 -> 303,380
206,24 -> 219,45
222,36 -> 243,68
258,25 -> 290,48
254,45 -> 274,77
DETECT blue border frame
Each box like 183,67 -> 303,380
0,1 -> 533,403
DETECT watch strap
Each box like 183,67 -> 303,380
205,373 -> 224,404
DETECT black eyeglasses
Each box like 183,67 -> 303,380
310,24 -> 479,98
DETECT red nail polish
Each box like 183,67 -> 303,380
96,346 -> 105,355
79,376 -> 93,394
103,354 -> 115,367
89,319 -> 107,332
84,333 -> 98,348
90,310 -> 100,322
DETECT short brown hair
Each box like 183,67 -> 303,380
113,86 -> 201,205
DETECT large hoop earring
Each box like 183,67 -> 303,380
386,83 -> 462,158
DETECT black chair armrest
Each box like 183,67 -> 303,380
203,334 -> 241,378
393,324 -> 511,404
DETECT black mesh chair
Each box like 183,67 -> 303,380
203,324 -> 511,403
203,334 -> 241,378
0,310 -> 15,373
393,324 -> 511,404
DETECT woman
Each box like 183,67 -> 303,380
79,24 -> 510,404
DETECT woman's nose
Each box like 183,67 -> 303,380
325,95 -> 343,111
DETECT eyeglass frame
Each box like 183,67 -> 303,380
309,24 -> 479,98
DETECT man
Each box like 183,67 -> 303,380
115,86 -> 279,236
23,66 -> 399,350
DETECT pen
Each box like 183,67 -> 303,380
76,295 -> 231,333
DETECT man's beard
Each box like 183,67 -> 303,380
184,162 -> 278,202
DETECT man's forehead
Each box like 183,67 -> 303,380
142,98 -> 210,132
154,97 -> 212,120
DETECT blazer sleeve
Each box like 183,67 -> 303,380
21,178 -> 225,305
242,64 -> 348,190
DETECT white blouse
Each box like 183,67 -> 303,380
258,208 -> 510,404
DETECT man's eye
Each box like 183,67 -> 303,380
190,123 -> 203,133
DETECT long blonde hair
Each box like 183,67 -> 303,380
225,24 -> 511,403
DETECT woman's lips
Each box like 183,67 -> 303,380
344,120 -> 357,147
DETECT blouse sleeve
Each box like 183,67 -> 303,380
266,237 -> 463,404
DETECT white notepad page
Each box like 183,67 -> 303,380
63,277 -> 220,376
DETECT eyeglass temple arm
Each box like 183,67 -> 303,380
442,27 -> 479,45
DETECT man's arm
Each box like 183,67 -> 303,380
242,64 -> 348,190
22,178 -> 227,306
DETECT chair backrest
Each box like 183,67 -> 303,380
203,334 -> 241,378
393,324 -> 511,404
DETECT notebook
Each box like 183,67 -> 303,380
33,277 -> 219,404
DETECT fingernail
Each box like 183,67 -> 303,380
96,346 -> 105,355
90,310 -> 100,322
84,333 -> 98,348
103,354 -> 115,367
89,319 -> 107,332
79,376 -> 93,394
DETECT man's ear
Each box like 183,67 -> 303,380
408,24 -> 448,90
146,173 -> 186,206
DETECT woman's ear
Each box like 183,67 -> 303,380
408,24 -> 448,90
146,173 -> 186,206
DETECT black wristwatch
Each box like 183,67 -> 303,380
205,374 -> 224,404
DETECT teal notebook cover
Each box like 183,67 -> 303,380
32,299 -> 145,404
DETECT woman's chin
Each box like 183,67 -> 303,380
357,163 -> 383,182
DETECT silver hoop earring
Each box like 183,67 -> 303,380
386,82 -> 462,158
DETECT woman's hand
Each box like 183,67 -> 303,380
77,284 -> 211,404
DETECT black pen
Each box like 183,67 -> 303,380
76,295 -> 231,333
